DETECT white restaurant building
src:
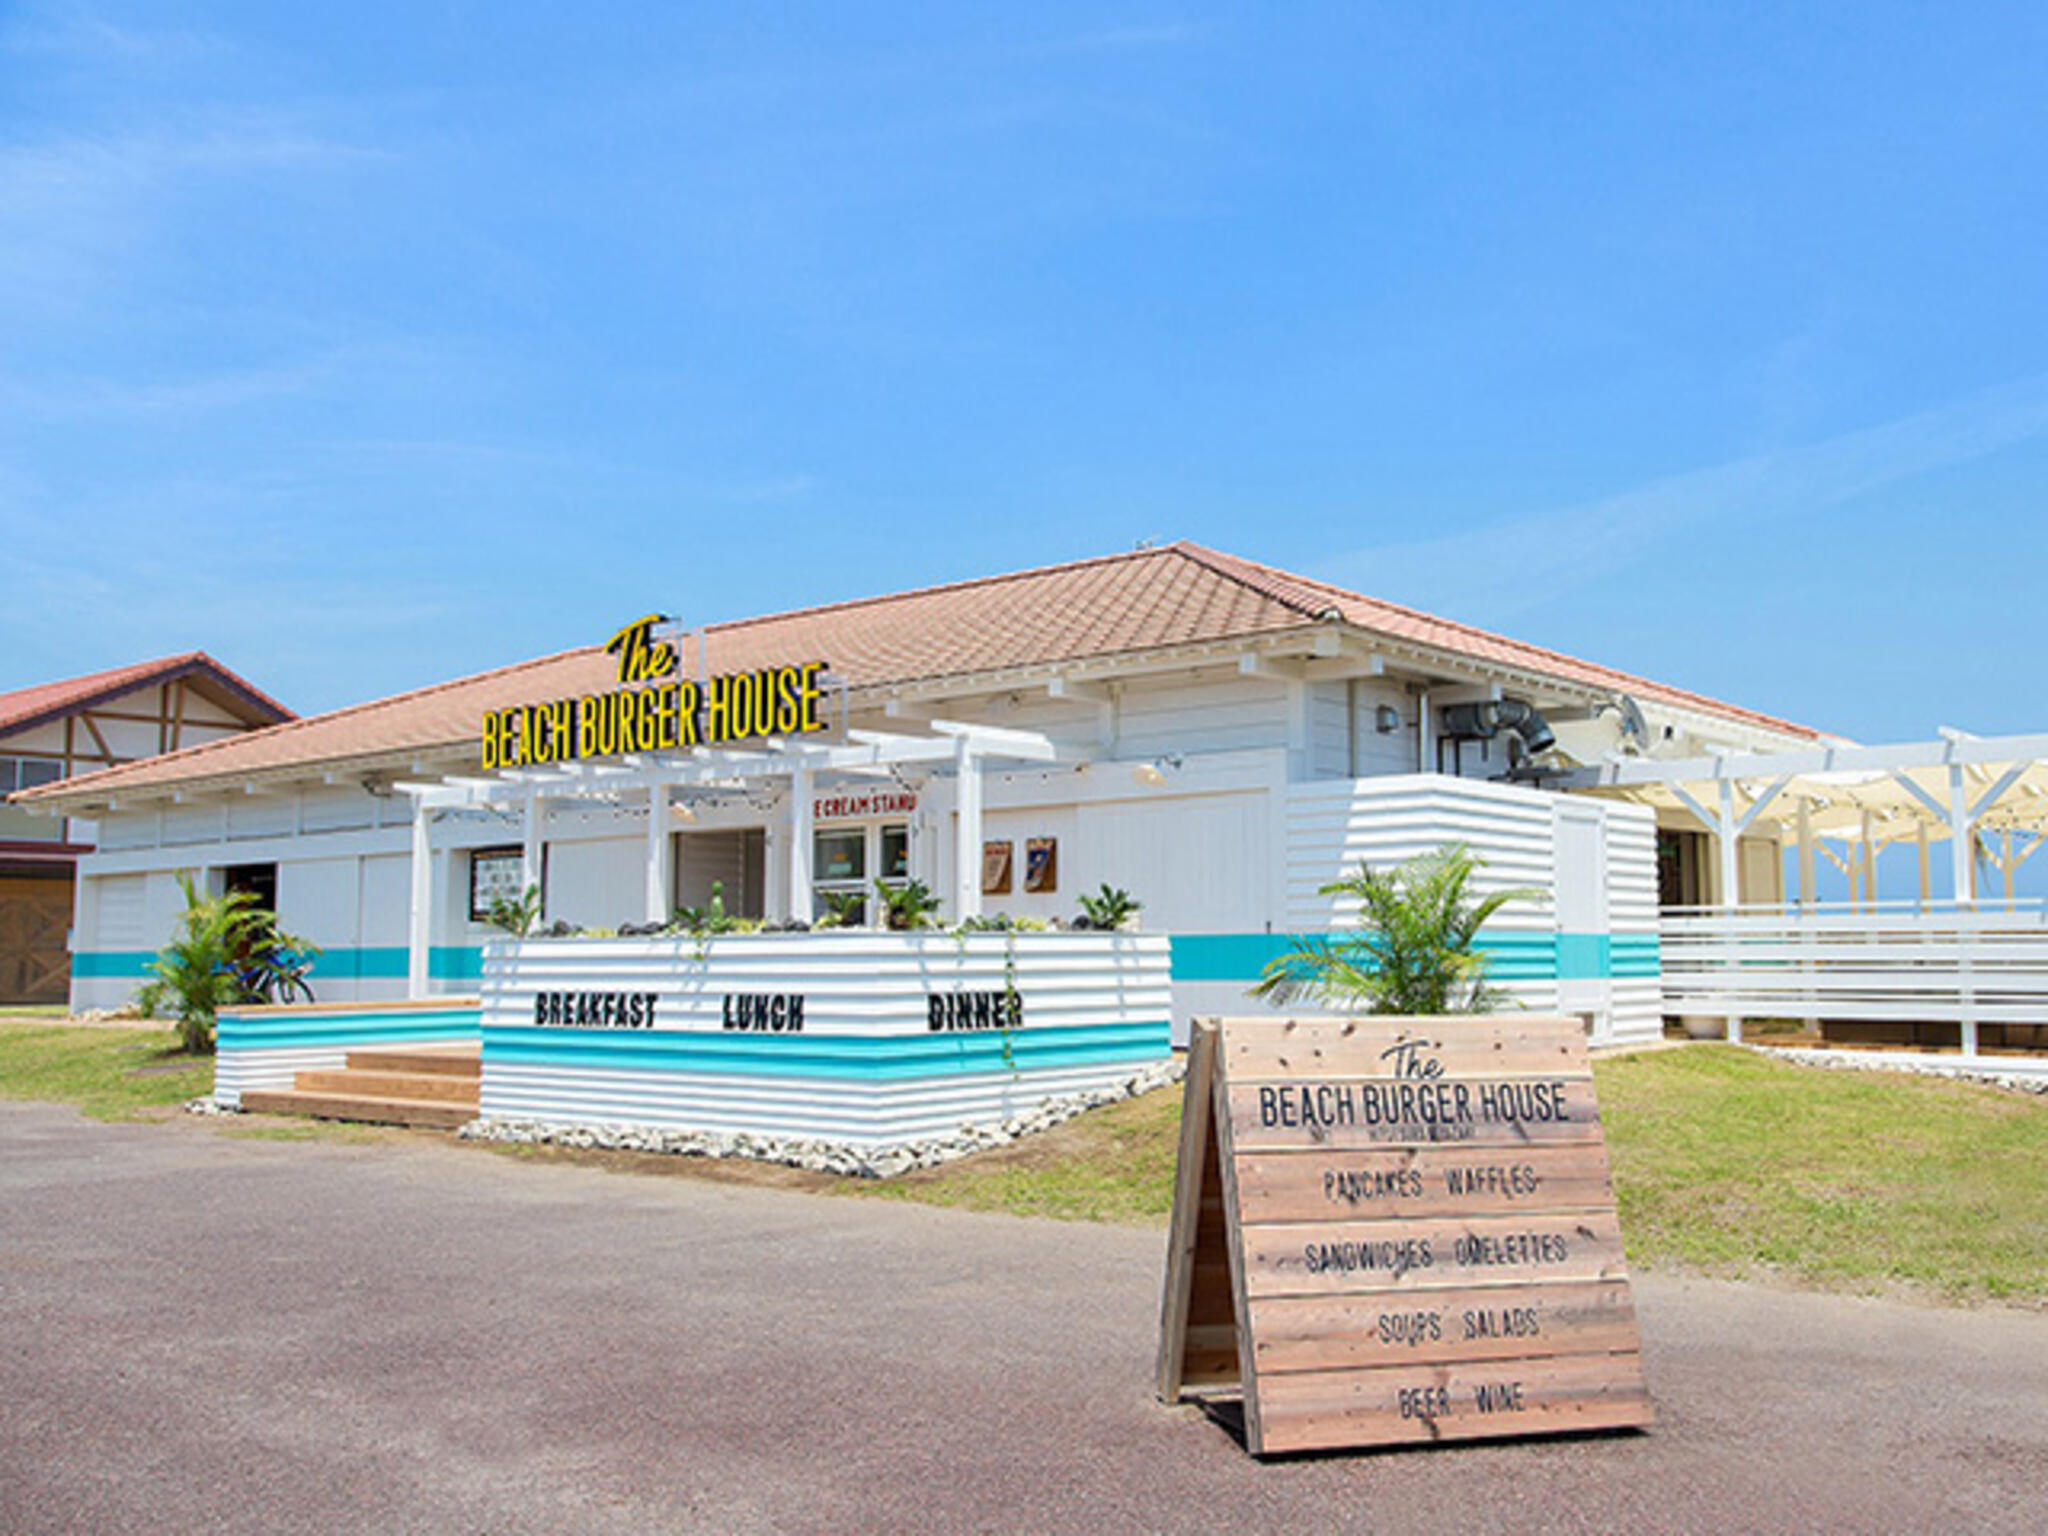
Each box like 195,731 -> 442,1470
22,543 -> 1827,1046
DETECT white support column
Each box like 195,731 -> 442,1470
787,763 -> 814,922
764,823 -> 786,919
953,734 -> 983,922
407,798 -> 432,1000
521,790 -> 543,899
1715,778 -> 1743,1043
1284,678 -> 1310,783
1416,689 -> 1433,773
1796,798 -> 1815,910
1715,780 -> 1741,913
1949,764 -> 1974,907
1948,766 -> 1981,1057
645,784 -> 671,923
1858,809 -> 1875,911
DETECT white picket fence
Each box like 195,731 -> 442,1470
1660,899 -> 2048,1061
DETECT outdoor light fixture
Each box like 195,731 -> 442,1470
671,801 -> 698,824
1132,753 -> 1185,787
1375,705 -> 1401,734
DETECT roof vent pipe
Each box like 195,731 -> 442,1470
1491,699 -> 1556,756
1440,698 -> 1556,756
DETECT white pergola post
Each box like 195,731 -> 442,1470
1948,764 -> 1975,908
1916,822 -> 1931,912
1715,780 -> 1741,912
787,762 -> 814,922
1791,798 -> 1815,1034
1858,809 -> 1876,911
1948,766 -> 1980,1057
645,784 -> 671,923
953,733 -> 983,922
1796,797 -> 1815,910
521,789 -> 543,900
1715,779 -> 1742,1043
407,796 -> 432,999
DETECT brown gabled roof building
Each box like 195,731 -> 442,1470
0,653 -> 292,1004
18,543 -> 1817,816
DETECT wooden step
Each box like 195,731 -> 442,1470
240,1088 -> 477,1130
344,1044 -> 481,1079
294,1069 -> 481,1106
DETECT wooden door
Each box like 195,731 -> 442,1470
0,874 -> 74,1006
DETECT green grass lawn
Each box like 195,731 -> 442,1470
1598,1045 -> 2048,1303
853,1081 -> 1186,1224
3,1020 -> 2043,1304
0,1020 -> 212,1120
862,1045 -> 2048,1304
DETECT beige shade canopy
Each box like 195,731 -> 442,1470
1566,732 -> 2048,841
1562,732 -> 2048,904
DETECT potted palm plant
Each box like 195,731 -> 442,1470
1251,844 -> 1537,1014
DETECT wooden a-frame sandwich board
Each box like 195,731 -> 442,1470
1157,1016 -> 1653,1457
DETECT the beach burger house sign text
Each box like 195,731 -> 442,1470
481,615 -> 831,770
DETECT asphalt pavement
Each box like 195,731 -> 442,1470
3,1101 -> 2045,1535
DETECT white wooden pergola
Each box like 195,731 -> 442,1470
1564,730 -> 2048,912
395,720 -> 1056,999
1564,732 -> 2048,1057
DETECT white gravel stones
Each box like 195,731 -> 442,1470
184,1096 -> 241,1116
456,1056 -> 1186,1178
1752,1045 -> 2048,1096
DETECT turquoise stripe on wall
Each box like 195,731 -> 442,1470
1555,934 -> 1609,980
81,931 -> 1663,990
482,1020 -> 1171,1080
1167,934 -> 1292,982
1610,933 -> 1662,979
1168,932 -> 1660,984
70,946 -> 485,984
218,1005 -> 482,1052
72,951 -> 155,978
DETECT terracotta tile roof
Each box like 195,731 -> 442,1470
0,653 -> 294,740
18,543 -> 1816,805
1174,545 -> 1819,740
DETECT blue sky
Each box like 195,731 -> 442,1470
3,2 -> 2045,745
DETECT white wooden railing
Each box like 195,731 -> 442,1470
1660,899 -> 2048,1057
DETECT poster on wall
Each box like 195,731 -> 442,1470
1025,837 -> 1058,893
469,848 -> 526,921
981,841 -> 1013,895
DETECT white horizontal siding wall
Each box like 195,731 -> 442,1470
1194,775 -> 1670,1047
477,932 -> 1173,1145
479,1061 -> 1159,1144
1285,775 -> 1557,937
479,933 -> 1174,1035
1306,678 -> 1425,781
1604,801 -> 1660,935
1117,675 -> 1288,759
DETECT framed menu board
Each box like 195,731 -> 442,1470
1156,1016 -> 1651,1456
981,840 -> 1013,895
1024,837 -> 1058,893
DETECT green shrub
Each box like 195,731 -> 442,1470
1251,844 -> 1537,1014
134,874 -> 322,1054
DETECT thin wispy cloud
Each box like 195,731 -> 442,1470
0,7 -> 230,61
0,359 -> 335,419
1321,377 -> 2048,623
